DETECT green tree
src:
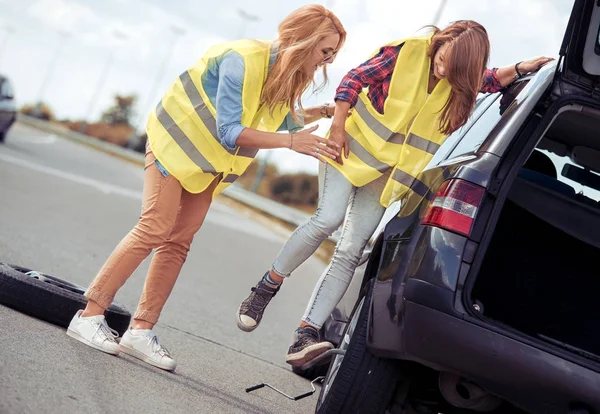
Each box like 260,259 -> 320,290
101,95 -> 136,126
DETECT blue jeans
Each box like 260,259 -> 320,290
272,162 -> 388,328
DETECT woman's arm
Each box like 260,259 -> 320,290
483,56 -> 555,92
236,126 -> 339,161
300,104 -> 335,125
216,53 -> 339,159
335,46 -> 400,108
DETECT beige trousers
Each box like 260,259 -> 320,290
85,147 -> 215,324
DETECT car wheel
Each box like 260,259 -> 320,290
316,280 -> 403,414
0,129 -> 6,143
0,263 -> 131,336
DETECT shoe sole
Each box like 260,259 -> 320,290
66,328 -> 120,356
119,343 -> 176,372
236,304 -> 258,332
285,342 -> 334,367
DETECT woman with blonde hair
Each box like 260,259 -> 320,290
65,4 -> 346,371
237,20 -> 553,367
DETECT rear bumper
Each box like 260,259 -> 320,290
402,301 -> 600,413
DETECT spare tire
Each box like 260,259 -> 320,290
0,263 -> 131,336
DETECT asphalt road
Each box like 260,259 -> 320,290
0,123 -> 328,414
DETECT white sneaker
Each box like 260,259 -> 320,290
66,310 -> 120,355
120,329 -> 177,371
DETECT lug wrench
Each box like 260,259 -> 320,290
246,376 -> 324,401
245,349 -> 345,401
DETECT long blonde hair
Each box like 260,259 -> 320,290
262,4 -> 346,122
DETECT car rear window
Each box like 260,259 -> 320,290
544,149 -> 600,202
428,80 -> 530,167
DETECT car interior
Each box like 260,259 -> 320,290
471,107 -> 600,360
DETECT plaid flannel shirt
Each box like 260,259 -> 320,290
335,45 -> 503,113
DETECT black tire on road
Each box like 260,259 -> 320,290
0,263 -> 131,336
316,281 -> 402,414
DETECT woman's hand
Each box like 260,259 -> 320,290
328,100 -> 352,164
518,56 -> 555,75
290,125 -> 340,162
329,125 -> 349,165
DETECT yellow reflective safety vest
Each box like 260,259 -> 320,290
326,33 -> 452,209
146,40 -> 289,194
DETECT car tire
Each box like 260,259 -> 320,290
316,281 -> 402,414
0,263 -> 131,336
0,129 -> 6,143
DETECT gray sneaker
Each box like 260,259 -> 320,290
285,325 -> 334,367
236,273 -> 280,332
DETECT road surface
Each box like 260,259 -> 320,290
0,122 -> 328,414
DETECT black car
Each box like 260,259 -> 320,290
313,1 -> 600,413
0,75 -> 16,143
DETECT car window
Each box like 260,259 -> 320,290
1,80 -> 13,98
441,80 -> 530,162
543,149 -> 600,202
426,93 -> 499,166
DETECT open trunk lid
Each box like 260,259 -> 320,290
559,0 -> 600,94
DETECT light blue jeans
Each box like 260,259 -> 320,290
272,162 -> 388,328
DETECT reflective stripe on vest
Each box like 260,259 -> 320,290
346,132 -> 393,173
390,168 -> 430,199
155,100 -> 218,174
180,70 -> 259,160
354,99 -> 405,145
325,34 -> 452,207
147,39 -> 288,194
222,174 -> 240,184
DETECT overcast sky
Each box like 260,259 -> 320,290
0,0 -> 575,173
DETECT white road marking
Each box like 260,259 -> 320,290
17,133 -> 57,145
0,152 -> 286,243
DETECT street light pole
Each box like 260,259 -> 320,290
238,10 -> 266,192
82,30 -> 128,127
37,30 -> 70,106
432,0 -> 448,26
237,9 -> 260,39
137,25 -> 185,129
127,25 -> 186,149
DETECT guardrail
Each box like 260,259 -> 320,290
16,114 -> 340,242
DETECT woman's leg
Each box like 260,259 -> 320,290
83,151 -> 183,316
67,151 -> 183,356
286,172 -> 388,366
236,163 -> 354,332
133,179 -> 217,328
119,179 -> 217,371
271,162 -> 354,278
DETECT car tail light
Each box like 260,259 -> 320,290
422,179 -> 485,237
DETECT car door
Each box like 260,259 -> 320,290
558,0 -> 600,95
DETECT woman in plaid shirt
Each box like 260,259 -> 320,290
237,21 -> 553,366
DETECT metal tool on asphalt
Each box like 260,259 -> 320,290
245,349 -> 345,401
246,376 -> 324,401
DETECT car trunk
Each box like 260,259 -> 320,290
470,107 -> 600,361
